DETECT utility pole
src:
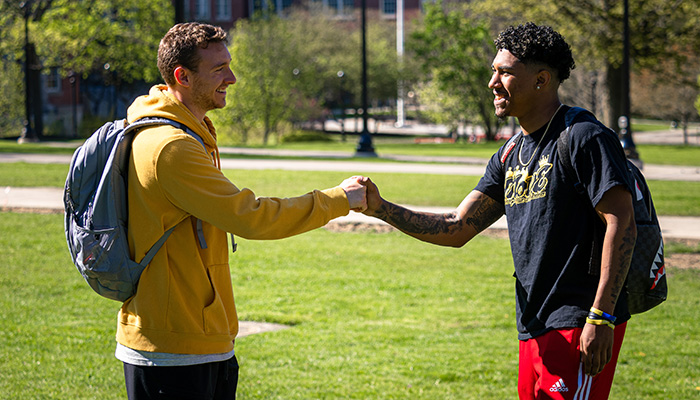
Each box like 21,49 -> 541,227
395,0 -> 405,128
355,0 -> 377,157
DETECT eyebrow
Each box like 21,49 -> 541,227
492,64 -> 515,71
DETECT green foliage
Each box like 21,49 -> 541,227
409,1 -> 501,140
0,0 -> 173,138
36,0 -> 173,83
467,0 -> 700,128
279,130 -> 334,143
0,56 -> 24,138
209,10 -> 402,146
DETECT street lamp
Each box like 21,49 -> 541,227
619,0 -> 640,165
355,0 -> 377,157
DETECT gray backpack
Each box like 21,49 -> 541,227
64,117 -> 206,302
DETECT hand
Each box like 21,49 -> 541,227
579,323 -> 614,376
339,176 -> 367,212
356,176 -> 383,216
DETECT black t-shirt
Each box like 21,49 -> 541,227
475,106 -> 634,340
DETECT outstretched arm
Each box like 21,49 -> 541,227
360,177 -> 504,247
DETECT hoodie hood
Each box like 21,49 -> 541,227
127,85 -> 218,147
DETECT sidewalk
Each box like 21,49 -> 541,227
2,150 -> 700,240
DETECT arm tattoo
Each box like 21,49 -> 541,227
374,202 -> 463,235
465,195 -> 504,233
373,195 -> 503,237
609,223 -> 636,305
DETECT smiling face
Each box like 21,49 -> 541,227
488,49 -> 540,121
187,41 -> 236,117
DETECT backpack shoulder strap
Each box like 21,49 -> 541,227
557,107 -> 597,196
500,132 -> 523,165
556,127 -> 586,195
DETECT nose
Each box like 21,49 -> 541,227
488,71 -> 499,89
226,68 -> 236,85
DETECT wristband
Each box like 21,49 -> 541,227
589,307 -> 616,324
586,317 -> 615,330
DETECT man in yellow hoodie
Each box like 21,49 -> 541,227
116,22 -> 367,399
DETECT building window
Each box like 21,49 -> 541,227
249,0 -> 294,16
312,0 -> 353,15
45,67 -> 61,94
342,0 -> 353,12
382,0 -> 397,15
195,0 -> 210,19
216,0 -> 231,20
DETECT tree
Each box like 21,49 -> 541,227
0,0 -> 173,137
210,9 -> 404,145
0,0 -> 54,138
211,15 -> 309,146
634,50 -> 700,144
468,0 -> 700,132
36,0 -> 172,83
409,1 -> 501,140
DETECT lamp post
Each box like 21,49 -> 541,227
355,0 -> 377,157
619,0 -> 640,165
18,1 -> 38,143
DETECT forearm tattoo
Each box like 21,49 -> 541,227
465,195 -> 504,233
374,195 -> 502,237
609,223 -> 637,305
374,202 -> 463,235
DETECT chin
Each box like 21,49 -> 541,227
493,107 -> 509,119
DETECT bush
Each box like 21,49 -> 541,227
280,130 -> 334,143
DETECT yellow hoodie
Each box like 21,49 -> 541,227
116,85 -> 350,354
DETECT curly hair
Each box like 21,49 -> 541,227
494,22 -> 575,82
157,22 -> 229,86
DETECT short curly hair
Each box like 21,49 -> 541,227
158,22 -> 229,86
494,23 -> 575,82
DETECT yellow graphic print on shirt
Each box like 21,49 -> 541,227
504,155 -> 553,207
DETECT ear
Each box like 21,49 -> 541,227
536,69 -> 553,90
174,66 -> 191,87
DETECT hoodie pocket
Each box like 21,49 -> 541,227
202,263 -> 237,336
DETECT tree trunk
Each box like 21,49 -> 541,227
604,63 -> 623,132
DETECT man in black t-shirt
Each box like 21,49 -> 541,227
360,23 -> 636,399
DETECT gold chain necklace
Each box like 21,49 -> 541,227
518,104 -> 564,167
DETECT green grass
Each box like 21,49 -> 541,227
2,162 -> 700,216
1,212 -> 698,399
636,144 -> 700,166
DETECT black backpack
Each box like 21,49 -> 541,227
501,107 -> 667,314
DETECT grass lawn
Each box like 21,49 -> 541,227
1,212 -> 698,399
